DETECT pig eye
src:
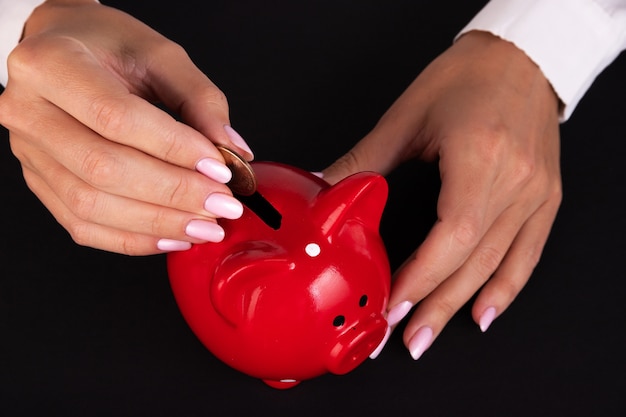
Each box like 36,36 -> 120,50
333,315 -> 345,327
359,295 -> 368,307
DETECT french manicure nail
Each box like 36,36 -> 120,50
370,326 -> 391,359
204,193 -> 244,219
479,306 -> 497,332
196,158 -> 232,184
387,301 -> 413,327
408,326 -> 433,361
157,238 -> 192,252
185,220 -> 225,242
224,125 -> 254,159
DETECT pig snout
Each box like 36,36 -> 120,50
326,315 -> 387,375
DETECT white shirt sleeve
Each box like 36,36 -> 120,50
456,0 -> 626,121
0,0 -> 47,87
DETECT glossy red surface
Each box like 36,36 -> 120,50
167,162 -> 391,388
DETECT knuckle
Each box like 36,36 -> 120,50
80,149 -> 123,188
510,154 -> 536,185
469,127 -> 506,166
473,245 -> 504,277
158,126 -> 186,162
201,86 -> 228,107
549,181 -> 564,205
90,95 -> 129,136
497,278 -> 525,303
149,207 -> 172,236
0,87 -> 29,131
119,236 -> 145,256
181,85 -> 229,118
413,270 -> 444,298
5,39 -> 40,81
467,128 -> 536,186
66,185 -> 100,221
67,222 -> 90,247
150,39 -> 188,60
431,294 -> 458,319
7,35 -> 80,83
164,174 -> 192,207
327,151 -> 361,179
400,256 -> 445,299
526,169 -> 563,210
451,219 -> 482,249
69,222 -> 145,256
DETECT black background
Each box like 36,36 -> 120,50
1,1 -> 625,416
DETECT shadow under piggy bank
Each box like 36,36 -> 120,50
167,161 -> 391,389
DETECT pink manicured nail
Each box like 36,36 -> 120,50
387,301 -> 413,327
157,239 -> 192,252
196,158 -> 232,183
311,172 -> 324,178
408,326 -> 433,361
224,125 -> 254,159
479,306 -> 497,332
369,326 -> 391,359
204,193 -> 244,219
185,220 -> 225,242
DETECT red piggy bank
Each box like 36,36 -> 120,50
167,161 -> 391,389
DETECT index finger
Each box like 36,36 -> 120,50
142,44 -> 254,162
388,148 -> 498,308
16,35 -> 228,171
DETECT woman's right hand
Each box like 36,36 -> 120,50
0,0 -> 254,255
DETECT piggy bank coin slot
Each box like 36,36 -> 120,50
238,192 -> 282,230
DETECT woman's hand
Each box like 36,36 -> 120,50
0,0 -> 253,255
323,31 -> 562,359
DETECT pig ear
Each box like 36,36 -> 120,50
210,242 -> 292,327
313,172 -> 388,237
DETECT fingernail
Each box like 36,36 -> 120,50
370,326 -> 391,359
224,125 -> 254,160
311,171 -> 324,178
204,193 -> 244,219
185,220 -> 225,242
479,306 -> 497,332
408,326 -> 433,361
387,301 -> 413,327
157,238 -> 192,252
196,158 -> 232,183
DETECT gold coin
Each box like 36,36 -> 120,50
216,145 -> 257,196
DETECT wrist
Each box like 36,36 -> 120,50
455,30 -> 561,114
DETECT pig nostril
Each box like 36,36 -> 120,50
327,321 -> 387,375
333,315 -> 345,327
359,295 -> 368,307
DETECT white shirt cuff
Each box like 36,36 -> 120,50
456,0 -> 626,121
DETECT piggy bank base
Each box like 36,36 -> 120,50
263,379 -> 300,390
